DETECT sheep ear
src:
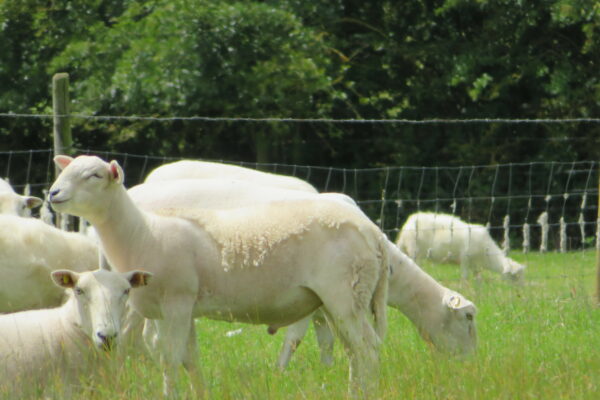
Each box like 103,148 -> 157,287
24,196 -> 43,209
51,270 -> 79,288
125,270 -> 153,288
54,155 -> 74,170
443,292 -> 463,310
109,160 -> 124,184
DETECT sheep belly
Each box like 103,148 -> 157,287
195,285 -> 322,326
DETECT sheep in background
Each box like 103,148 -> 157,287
49,155 -> 389,396
0,268 -> 152,395
0,214 -> 100,313
277,241 -> 477,368
144,159 -> 318,192
0,178 -> 43,217
396,212 -> 525,281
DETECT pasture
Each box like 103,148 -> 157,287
4,250 -> 598,399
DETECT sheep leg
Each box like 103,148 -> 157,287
460,258 -> 470,281
182,321 -> 206,398
317,272 -> 381,396
277,314 -> 312,370
313,310 -> 335,366
152,297 -> 197,398
322,307 -> 380,397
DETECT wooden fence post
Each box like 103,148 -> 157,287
52,73 -> 72,230
596,168 -> 600,304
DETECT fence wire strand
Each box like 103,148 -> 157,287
3,112 -> 600,125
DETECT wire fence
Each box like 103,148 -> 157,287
1,147 -> 597,253
3,112 -> 600,125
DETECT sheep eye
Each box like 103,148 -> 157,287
88,173 -> 102,179
74,287 -> 84,296
123,288 -> 130,296
465,313 -> 473,321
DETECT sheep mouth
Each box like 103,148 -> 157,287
96,337 -> 117,353
49,198 -> 69,206
100,342 -> 115,352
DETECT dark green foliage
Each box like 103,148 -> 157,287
0,0 -> 599,165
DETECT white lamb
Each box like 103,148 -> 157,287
0,214 -> 100,313
277,241 -> 477,368
144,159 -> 318,192
0,268 -> 152,394
0,178 -> 43,217
49,155 -> 389,396
125,180 -> 477,364
396,212 -> 526,281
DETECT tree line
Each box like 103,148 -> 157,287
1,0 -> 599,168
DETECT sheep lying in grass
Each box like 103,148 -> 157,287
0,178 -> 42,217
144,159 -> 318,192
396,212 -> 526,281
277,241 -> 477,368
0,268 -> 152,394
49,155 -> 389,396
0,214 -> 100,313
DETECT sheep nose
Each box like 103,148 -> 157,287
97,332 -> 117,351
48,189 -> 60,201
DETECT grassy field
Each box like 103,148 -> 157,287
6,250 -> 599,399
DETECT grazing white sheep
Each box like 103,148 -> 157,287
396,212 -> 526,281
144,159 -> 318,192
0,214 -> 100,313
0,178 -> 43,217
0,268 -> 152,394
49,155 -> 389,395
277,241 -> 477,368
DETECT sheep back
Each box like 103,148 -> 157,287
155,198 -> 383,272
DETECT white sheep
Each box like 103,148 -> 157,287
277,241 -> 477,368
126,180 -> 477,365
144,159 -> 318,192
396,212 -> 526,281
0,178 -> 43,217
49,155 -> 389,396
117,180 -> 361,349
0,268 -> 152,394
0,214 -> 100,313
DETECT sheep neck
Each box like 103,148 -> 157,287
92,184 -> 154,271
388,252 -> 443,323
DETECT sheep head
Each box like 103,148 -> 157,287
51,268 -> 152,351
432,291 -> 478,356
49,155 -> 125,223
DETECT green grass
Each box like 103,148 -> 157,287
5,251 -> 600,399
